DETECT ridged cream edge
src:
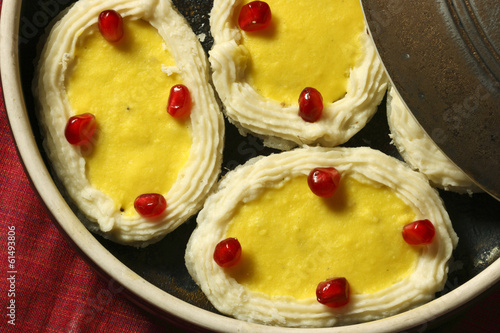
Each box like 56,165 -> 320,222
387,85 -> 480,194
209,0 -> 388,149
186,146 -> 458,327
34,0 -> 224,246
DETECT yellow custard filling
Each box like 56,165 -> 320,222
66,19 -> 192,216
239,0 -> 365,105
225,175 -> 419,299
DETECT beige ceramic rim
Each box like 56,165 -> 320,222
1,1 -> 499,331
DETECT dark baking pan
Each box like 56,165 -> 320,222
4,0 -> 499,331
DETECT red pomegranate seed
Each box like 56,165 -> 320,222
402,219 -> 435,245
238,1 -> 272,32
167,84 -> 192,118
316,277 -> 350,308
308,167 -> 341,198
64,113 -> 97,146
299,87 -> 323,122
98,10 -> 124,42
134,193 -> 167,218
213,238 -> 242,267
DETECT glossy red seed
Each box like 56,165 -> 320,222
98,10 -> 124,42
134,193 -> 167,218
64,113 -> 97,146
238,1 -> 272,32
298,87 -> 323,122
167,84 -> 192,118
308,167 -> 341,198
316,277 -> 350,308
402,219 -> 435,245
213,238 -> 242,267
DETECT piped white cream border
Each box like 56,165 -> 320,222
186,146 -> 458,327
209,0 -> 388,149
387,85 -> 481,194
34,0 -> 224,246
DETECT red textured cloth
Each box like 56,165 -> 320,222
0,2 -> 499,333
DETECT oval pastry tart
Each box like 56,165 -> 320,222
185,146 -> 458,327
387,86 -> 482,194
35,0 -> 224,246
209,0 -> 388,149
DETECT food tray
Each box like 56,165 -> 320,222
2,0 -> 499,331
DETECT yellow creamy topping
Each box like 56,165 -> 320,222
225,175 -> 419,299
66,19 -> 192,216
239,0 -> 365,105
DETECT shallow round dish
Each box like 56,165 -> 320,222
361,0 -> 500,199
2,0 -> 500,331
